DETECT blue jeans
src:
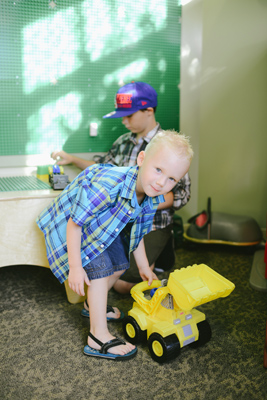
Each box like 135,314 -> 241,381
83,233 -> 129,280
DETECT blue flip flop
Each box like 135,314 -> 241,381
84,332 -> 137,361
81,300 -> 125,321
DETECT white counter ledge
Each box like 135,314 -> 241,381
0,164 -> 85,304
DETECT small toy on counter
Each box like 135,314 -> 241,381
48,165 -> 69,190
122,264 -> 235,363
37,165 -> 50,182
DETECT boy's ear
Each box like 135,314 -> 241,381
146,107 -> 154,115
137,150 -> 145,167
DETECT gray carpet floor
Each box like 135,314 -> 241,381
0,243 -> 266,400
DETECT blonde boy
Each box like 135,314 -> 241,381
37,130 -> 193,360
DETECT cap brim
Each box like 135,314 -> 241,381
102,107 -> 141,119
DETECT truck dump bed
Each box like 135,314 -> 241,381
168,264 -> 235,311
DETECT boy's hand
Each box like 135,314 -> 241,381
133,238 -> 157,286
139,265 -> 158,286
51,150 -> 73,165
68,266 -> 90,296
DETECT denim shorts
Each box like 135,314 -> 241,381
83,233 -> 129,280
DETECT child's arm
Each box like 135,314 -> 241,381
133,238 -> 157,286
67,217 -> 90,296
157,191 -> 174,210
51,150 -> 95,170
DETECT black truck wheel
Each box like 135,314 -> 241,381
122,316 -> 147,344
191,320 -> 212,348
148,333 -> 180,363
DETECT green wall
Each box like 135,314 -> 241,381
0,0 -> 181,157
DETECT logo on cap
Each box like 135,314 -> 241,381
116,93 -> 132,108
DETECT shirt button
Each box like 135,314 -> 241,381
100,244 -> 104,248
128,211 -> 132,215
85,256 -> 89,260
115,228 -> 119,232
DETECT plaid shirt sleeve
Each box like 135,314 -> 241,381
70,181 -> 112,226
99,132 -> 134,166
172,172 -> 191,210
152,172 -> 191,230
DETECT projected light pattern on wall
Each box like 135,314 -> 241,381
103,59 -> 149,87
26,92 -> 83,154
0,0 -> 181,156
82,0 -> 166,62
23,1 -> 165,94
23,7 -> 82,95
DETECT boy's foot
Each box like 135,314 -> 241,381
84,332 -> 137,361
81,300 -> 125,321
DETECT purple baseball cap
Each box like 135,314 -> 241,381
103,81 -> 158,119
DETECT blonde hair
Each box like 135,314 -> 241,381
145,130 -> 194,161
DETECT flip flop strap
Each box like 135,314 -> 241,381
101,338 -> 126,354
106,305 -> 115,313
88,332 -> 126,354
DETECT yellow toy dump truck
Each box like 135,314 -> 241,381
122,264 -> 235,363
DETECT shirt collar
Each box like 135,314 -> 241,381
121,166 -> 138,199
130,123 -> 161,145
121,165 -> 165,207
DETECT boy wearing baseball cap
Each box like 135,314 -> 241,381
51,82 -> 191,312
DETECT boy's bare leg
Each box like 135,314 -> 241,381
87,273 -> 135,355
83,270 -> 125,318
106,270 -> 125,318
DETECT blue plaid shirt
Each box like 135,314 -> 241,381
36,164 -> 164,283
